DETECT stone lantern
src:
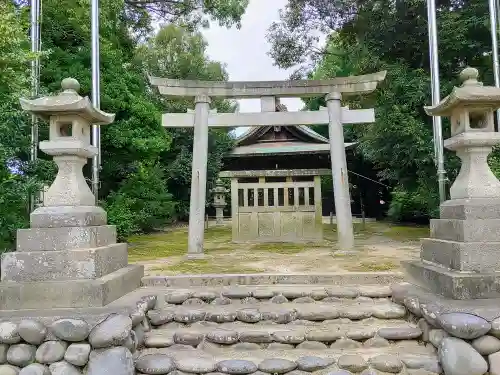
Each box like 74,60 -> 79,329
403,67 -> 500,299
212,178 -> 228,225
0,78 -> 143,310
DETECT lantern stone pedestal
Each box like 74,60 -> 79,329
0,78 -> 143,310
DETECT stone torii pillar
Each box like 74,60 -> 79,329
187,95 -> 211,259
326,93 -> 354,250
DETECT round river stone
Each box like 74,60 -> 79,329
87,347 -> 134,375
377,327 -> 422,340
272,331 -> 305,344
296,341 -> 328,350
211,297 -> 232,305
222,288 -> 251,299
147,310 -> 174,326
206,329 -> 238,345
88,314 -> 132,348
205,310 -> 237,323
439,337 -> 487,375
438,313 -> 491,340
18,363 -> 50,375
293,297 -> 315,304
50,319 -> 89,342
371,304 -> 406,319
269,295 -> 288,304
174,309 -> 206,324
258,359 -> 297,374
296,356 -> 333,371
369,355 -> 403,373
472,335 -> 500,355
35,341 -> 67,364
135,354 -> 175,374
182,298 -> 205,306
165,291 -> 192,304
64,343 -> 91,367
18,320 -> 46,345
173,331 -> 204,346
252,289 -> 274,299
175,355 -> 216,373
7,344 -> 36,367
0,323 -> 20,344
236,309 -> 261,323
216,360 -> 257,374
338,355 -> 368,372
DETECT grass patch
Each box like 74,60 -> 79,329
344,260 -> 399,272
150,259 -> 263,275
127,227 -> 232,262
383,225 -> 429,241
128,221 -> 426,264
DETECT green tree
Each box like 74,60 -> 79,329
137,24 -> 236,218
0,2 -> 38,250
268,0 -> 492,221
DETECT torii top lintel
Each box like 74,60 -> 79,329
149,71 -> 387,98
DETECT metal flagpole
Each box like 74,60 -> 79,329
426,0 -> 447,203
91,0 -> 100,203
30,0 -> 40,162
30,0 -> 41,211
489,0 -> 500,127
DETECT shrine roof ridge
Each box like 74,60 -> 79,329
149,71 -> 387,98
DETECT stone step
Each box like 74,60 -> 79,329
136,347 -> 440,374
143,318 -> 423,349
142,273 -> 405,287
149,300 -> 408,326
159,284 -> 394,305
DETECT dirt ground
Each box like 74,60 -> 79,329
127,222 -> 426,276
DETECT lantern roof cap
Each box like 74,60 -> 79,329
19,78 -> 115,124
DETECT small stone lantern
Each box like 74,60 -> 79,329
20,78 -> 114,209
212,178 -> 228,225
19,78 -> 116,230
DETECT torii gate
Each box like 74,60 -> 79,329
150,73 -> 387,258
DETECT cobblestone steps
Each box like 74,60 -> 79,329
133,283 -> 441,375
143,319 -> 422,349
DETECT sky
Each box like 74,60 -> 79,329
202,0 -> 304,120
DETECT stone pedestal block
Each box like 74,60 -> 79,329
420,238 -> 500,272
30,206 -> 107,228
0,265 -> 144,310
16,225 -> 116,252
1,243 -> 128,282
430,218 -> 500,242
440,198 -> 500,220
403,260 -> 500,300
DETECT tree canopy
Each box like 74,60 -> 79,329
0,0 -> 244,247
268,0 -> 495,221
